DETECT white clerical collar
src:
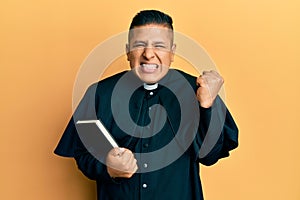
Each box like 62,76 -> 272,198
143,83 -> 158,90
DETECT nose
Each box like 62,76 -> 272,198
142,47 -> 155,59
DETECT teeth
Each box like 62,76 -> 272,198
141,64 -> 158,69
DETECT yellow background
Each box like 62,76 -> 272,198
1,0 -> 299,199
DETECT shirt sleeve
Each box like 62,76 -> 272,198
54,83 -> 98,157
73,132 -> 113,181
194,96 -> 239,166
53,83 -> 114,181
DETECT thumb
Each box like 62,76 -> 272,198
112,147 -> 125,156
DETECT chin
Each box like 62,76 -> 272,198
133,71 -> 158,84
139,77 -> 159,84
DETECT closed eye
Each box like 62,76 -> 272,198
133,42 -> 146,48
155,45 -> 166,49
153,42 -> 168,49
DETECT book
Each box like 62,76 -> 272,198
75,120 -> 119,158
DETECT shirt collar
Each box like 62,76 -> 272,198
143,83 -> 158,91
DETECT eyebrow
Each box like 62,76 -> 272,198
152,41 -> 166,45
132,40 -> 168,45
133,40 -> 147,44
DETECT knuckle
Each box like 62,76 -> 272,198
123,165 -> 130,171
121,161 -> 127,167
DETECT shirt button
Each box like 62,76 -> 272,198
143,163 -> 148,168
149,91 -> 153,95
142,183 -> 147,188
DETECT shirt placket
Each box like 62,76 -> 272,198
139,89 -> 158,199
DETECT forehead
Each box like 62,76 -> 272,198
129,24 -> 173,42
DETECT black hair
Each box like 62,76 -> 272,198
129,10 -> 173,30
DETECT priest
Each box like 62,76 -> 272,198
54,9 -> 239,200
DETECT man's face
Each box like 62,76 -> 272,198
126,24 -> 176,84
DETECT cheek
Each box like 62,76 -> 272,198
160,53 -> 174,65
129,51 -> 142,61
127,54 -> 138,67
170,53 -> 175,62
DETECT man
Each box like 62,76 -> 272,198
54,10 -> 238,200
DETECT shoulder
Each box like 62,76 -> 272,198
81,71 -> 129,101
174,69 -> 197,79
87,71 -> 128,93
98,71 -> 128,88
173,69 -> 198,90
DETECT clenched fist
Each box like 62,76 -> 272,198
106,147 -> 138,178
196,70 -> 224,108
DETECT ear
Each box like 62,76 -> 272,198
126,44 -> 130,61
170,43 -> 176,62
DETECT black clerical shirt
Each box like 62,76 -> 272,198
54,69 -> 238,200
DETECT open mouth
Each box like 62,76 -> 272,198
140,63 -> 159,73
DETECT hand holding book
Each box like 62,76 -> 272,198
106,147 -> 138,178
76,120 -> 137,178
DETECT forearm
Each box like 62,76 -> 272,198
195,103 -> 224,165
74,139 -> 111,181
195,96 -> 239,165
